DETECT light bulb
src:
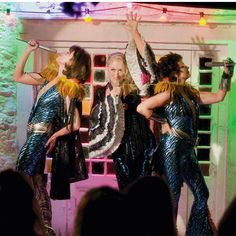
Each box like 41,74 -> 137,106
84,14 -> 92,23
199,12 -> 206,26
84,8 -> 92,23
127,3 -> 133,9
160,8 -> 167,22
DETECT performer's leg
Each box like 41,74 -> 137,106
182,150 -> 216,236
113,152 -> 151,190
18,173 -> 45,235
112,155 -> 130,190
32,174 -> 51,226
140,152 -> 152,177
161,156 -> 182,219
157,135 -> 183,219
32,174 -> 55,235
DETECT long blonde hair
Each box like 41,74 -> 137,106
107,52 -> 138,97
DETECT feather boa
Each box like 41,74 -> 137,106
56,76 -> 86,101
40,57 -> 86,101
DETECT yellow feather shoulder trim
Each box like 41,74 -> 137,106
154,81 -> 199,98
41,57 -> 59,82
154,81 -> 177,96
56,76 -> 86,101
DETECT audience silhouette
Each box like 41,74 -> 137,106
0,169 -> 44,235
4,168 -> 234,235
218,196 -> 236,236
123,176 -> 177,235
73,186 -> 128,236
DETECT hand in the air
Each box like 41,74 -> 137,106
125,12 -> 141,35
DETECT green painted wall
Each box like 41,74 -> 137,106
0,2 -> 18,170
226,41 -> 236,205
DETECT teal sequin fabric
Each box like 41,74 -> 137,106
16,84 -> 59,175
154,94 -> 215,236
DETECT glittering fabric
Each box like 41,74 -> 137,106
125,40 -> 159,96
153,93 -> 215,236
112,93 -> 156,190
89,86 -> 125,158
32,174 -> 52,226
125,38 -> 215,235
16,82 -> 88,200
50,97 -> 88,199
89,85 -> 156,190
16,84 -> 59,175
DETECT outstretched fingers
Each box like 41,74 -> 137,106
126,12 -> 141,22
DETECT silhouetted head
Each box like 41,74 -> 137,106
218,196 -> 236,236
74,186 -> 128,236
123,176 -> 177,235
0,169 -> 37,235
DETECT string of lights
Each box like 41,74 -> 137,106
1,2 -> 236,26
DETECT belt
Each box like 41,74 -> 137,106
27,122 -> 52,133
171,128 -> 198,146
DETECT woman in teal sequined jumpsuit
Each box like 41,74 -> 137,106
137,51 -> 233,236
13,40 -> 91,235
126,13 -> 234,236
17,81 -> 60,175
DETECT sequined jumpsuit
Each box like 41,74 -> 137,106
125,38 -> 215,235
153,93 -> 215,236
16,82 -> 87,227
16,84 -> 59,175
16,84 -> 59,227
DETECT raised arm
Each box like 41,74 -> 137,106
137,91 -> 171,119
199,58 -> 234,105
125,12 -> 159,96
126,12 -> 144,57
13,39 -> 45,85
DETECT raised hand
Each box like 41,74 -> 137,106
125,12 -> 141,36
223,57 -> 234,78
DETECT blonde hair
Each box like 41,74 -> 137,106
107,52 -> 138,97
